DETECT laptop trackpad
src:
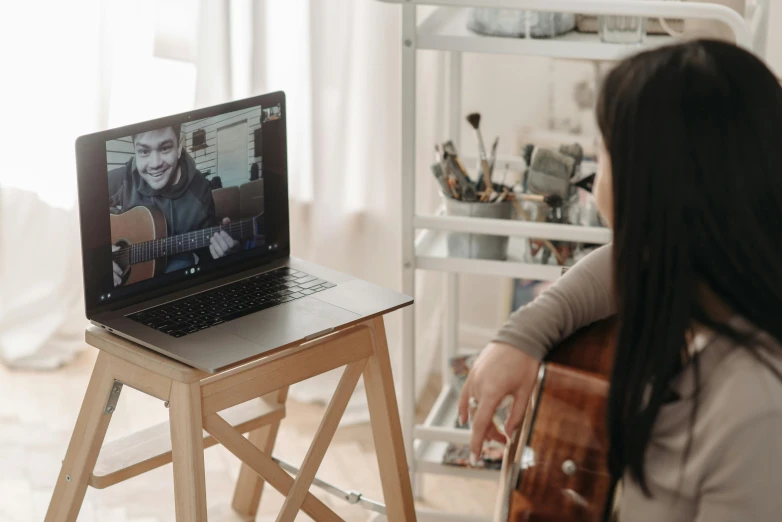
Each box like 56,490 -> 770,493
215,298 -> 360,350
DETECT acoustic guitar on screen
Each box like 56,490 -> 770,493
110,206 -> 264,285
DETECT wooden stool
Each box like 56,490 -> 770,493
45,316 -> 416,521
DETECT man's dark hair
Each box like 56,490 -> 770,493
132,124 -> 182,145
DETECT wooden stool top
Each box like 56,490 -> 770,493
85,321 -> 374,385
87,327 -> 209,383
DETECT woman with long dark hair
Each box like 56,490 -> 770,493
460,39 -> 782,520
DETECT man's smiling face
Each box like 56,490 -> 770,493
133,127 -> 182,191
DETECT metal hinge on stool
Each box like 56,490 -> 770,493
104,381 -> 123,414
272,456 -> 386,515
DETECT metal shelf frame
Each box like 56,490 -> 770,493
380,0 -> 770,520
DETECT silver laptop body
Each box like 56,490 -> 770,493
76,92 -> 411,373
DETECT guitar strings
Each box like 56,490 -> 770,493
111,220 -> 258,258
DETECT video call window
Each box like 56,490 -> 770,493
263,103 -> 282,123
106,106 -> 267,288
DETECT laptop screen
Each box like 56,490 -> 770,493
77,93 -> 289,316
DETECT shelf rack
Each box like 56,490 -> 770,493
377,0 -> 769,520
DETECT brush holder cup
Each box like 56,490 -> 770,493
442,195 -> 513,261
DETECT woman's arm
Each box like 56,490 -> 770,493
459,243 -> 616,461
493,242 -> 616,360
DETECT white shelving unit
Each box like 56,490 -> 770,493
378,1 -> 769,520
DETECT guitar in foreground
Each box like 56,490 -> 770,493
110,206 -> 263,285
495,316 -> 618,522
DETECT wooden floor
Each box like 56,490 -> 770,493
0,346 -> 497,521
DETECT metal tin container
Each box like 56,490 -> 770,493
443,196 -> 513,260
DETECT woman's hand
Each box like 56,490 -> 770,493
458,342 -> 541,466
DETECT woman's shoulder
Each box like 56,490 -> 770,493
700,330 -> 782,426
656,330 -> 782,445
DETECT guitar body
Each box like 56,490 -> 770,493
496,316 -> 618,522
110,206 -> 167,284
110,206 -> 263,286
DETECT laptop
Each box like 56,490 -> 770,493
76,91 -> 412,373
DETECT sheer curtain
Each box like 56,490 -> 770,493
185,0 -> 446,417
0,1 -> 200,367
0,0 -> 444,416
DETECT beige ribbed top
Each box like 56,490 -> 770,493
493,244 -> 782,522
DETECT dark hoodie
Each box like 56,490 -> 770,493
108,150 -> 216,270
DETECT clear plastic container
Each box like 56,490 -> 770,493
599,13 -> 647,43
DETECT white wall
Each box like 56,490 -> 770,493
182,106 -> 262,188
765,0 -> 782,75
455,2 -> 782,350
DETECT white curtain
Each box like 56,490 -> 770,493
0,1 -> 202,368
183,0 -> 447,418
0,0 -> 445,417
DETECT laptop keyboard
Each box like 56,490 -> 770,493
128,267 -> 336,338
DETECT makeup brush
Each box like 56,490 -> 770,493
466,113 -> 493,201
512,199 -> 567,265
431,162 -> 454,197
515,193 -> 565,207
442,141 -> 478,202
573,172 -> 596,193
441,149 -> 460,199
435,144 -> 450,185
488,137 -> 499,177
442,141 -> 472,183
489,137 -> 499,175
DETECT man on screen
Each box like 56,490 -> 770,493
109,125 -> 237,286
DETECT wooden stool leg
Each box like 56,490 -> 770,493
232,388 -> 288,518
363,317 -> 417,522
203,413 -> 343,522
169,381 -> 208,521
277,360 -> 366,522
45,352 -> 117,522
